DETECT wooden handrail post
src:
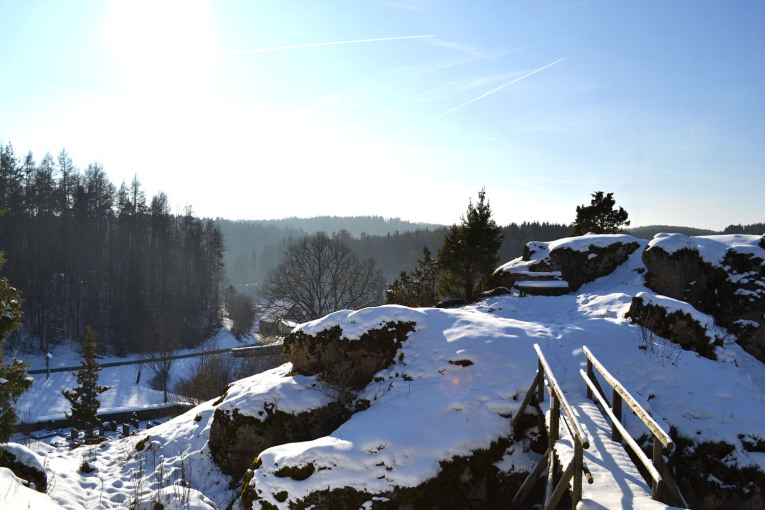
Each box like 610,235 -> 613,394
652,435 -> 663,500
612,389 -> 623,443
537,359 -> 545,403
586,358 -> 594,400
545,393 -> 559,506
573,440 -> 583,507
550,393 -> 560,442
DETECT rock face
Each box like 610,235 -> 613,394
641,234 -> 765,363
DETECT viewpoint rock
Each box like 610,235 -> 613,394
491,234 -> 642,293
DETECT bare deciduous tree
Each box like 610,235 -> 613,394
140,315 -> 181,403
262,232 -> 384,324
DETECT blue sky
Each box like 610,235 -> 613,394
1,1 -> 763,229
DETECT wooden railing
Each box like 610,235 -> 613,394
581,345 -> 687,508
511,343 -> 592,510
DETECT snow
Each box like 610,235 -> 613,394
547,233 -> 639,253
2,233 -> 764,509
217,363 -> 332,420
0,468 -> 66,509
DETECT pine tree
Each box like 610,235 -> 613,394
0,205 -> 33,443
572,191 -> 630,235
62,326 -> 109,438
437,189 -> 503,302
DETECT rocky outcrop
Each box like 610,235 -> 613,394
671,433 -> 765,510
642,234 -> 765,363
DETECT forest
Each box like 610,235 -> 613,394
0,144 -> 224,354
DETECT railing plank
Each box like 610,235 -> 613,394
580,369 -> 663,484
534,344 -> 591,450
583,346 -> 674,452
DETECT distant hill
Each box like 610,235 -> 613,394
221,216 -> 444,238
626,225 -> 718,239
627,223 -> 765,239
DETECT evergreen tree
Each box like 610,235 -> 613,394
437,189 -> 503,302
62,326 -> 109,437
572,191 -> 630,235
0,236 -> 32,442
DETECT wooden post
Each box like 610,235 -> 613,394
586,359 -> 594,400
550,394 -> 560,443
612,389 -> 623,443
537,360 -> 544,404
652,435 -> 663,499
573,439 -> 583,507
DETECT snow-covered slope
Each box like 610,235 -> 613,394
3,234 -> 764,509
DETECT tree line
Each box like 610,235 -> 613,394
0,143 -> 224,354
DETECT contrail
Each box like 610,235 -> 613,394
395,57 -> 566,138
222,35 -> 436,55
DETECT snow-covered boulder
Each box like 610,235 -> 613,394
284,313 -> 417,391
208,364 -> 347,480
0,443 -> 47,493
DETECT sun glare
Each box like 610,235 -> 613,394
104,0 -> 216,94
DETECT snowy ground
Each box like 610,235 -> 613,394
2,234 -> 764,509
10,327 -> 253,424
